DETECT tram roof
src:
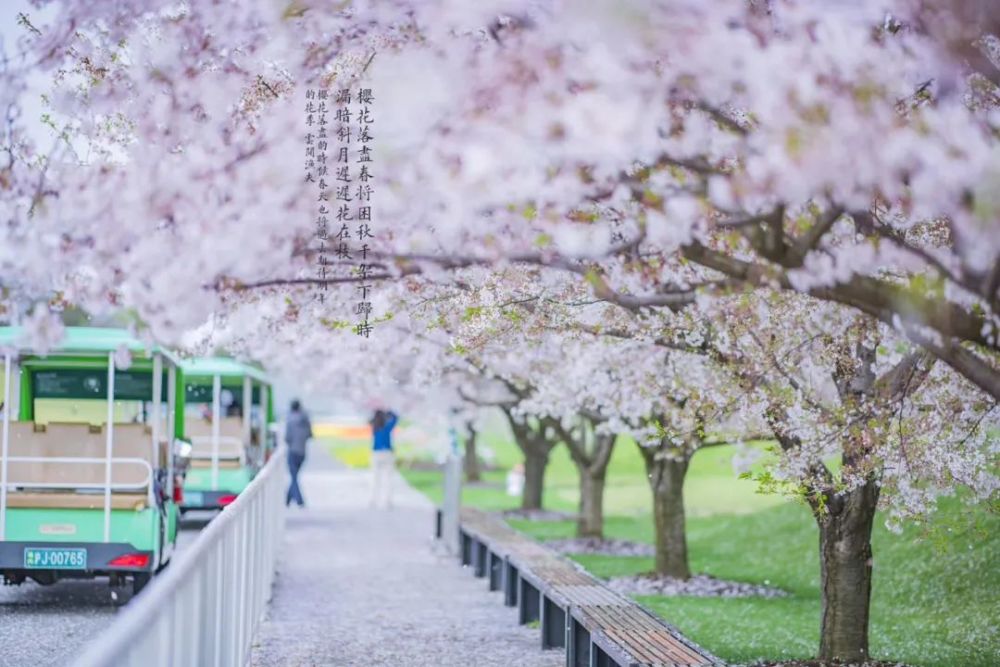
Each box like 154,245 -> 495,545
0,326 -> 182,365
179,357 -> 270,384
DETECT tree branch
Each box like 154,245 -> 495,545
873,349 -> 935,403
899,325 -> 1000,400
787,206 -> 844,266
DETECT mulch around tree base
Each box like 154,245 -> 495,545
748,661 -> 912,667
606,572 -> 787,598
501,508 -> 577,521
544,537 -> 656,557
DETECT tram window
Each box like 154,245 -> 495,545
185,402 -> 239,422
33,398 -> 145,426
184,389 -> 243,418
185,402 -> 212,422
29,368 -> 167,425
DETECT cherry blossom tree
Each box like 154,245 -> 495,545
2,2 -> 999,663
408,271 -> 569,513
500,409 -> 560,511
2,2 -> 997,398
435,266 -> 997,660
197,248 -> 997,662
699,292 -> 996,661
515,336 -> 626,538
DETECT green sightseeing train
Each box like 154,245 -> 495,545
179,357 -> 275,512
0,327 -> 187,595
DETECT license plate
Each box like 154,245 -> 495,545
184,491 -> 204,506
23,547 -> 87,570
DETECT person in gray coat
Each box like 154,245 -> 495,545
284,399 -> 312,507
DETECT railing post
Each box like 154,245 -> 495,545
103,351 -> 116,543
211,374 -> 221,491
150,354 -> 162,510
441,450 -> 462,555
196,558 -> 210,663
0,352 -> 12,540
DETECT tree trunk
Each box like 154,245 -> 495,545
502,410 -> 558,512
463,428 -> 481,482
577,469 -> 606,538
816,478 -> 879,662
645,453 -> 691,579
522,449 -> 549,510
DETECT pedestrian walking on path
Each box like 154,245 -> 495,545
369,408 -> 399,508
284,399 -> 312,507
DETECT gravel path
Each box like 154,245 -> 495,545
249,450 -> 563,667
0,516 -> 205,667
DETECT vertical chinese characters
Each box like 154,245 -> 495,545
354,88 -> 375,337
306,88 -> 331,302
310,85 -> 375,334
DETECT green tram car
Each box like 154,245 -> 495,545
0,327 -> 186,594
179,358 -> 274,512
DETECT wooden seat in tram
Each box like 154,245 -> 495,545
2,422 -> 165,510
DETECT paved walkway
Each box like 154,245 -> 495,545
249,449 -> 562,667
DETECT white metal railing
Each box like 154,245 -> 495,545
72,445 -> 288,667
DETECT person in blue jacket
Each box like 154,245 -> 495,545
369,409 -> 399,508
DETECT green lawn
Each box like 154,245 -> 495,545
396,427 -> 1000,667
401,429 -> 784,517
